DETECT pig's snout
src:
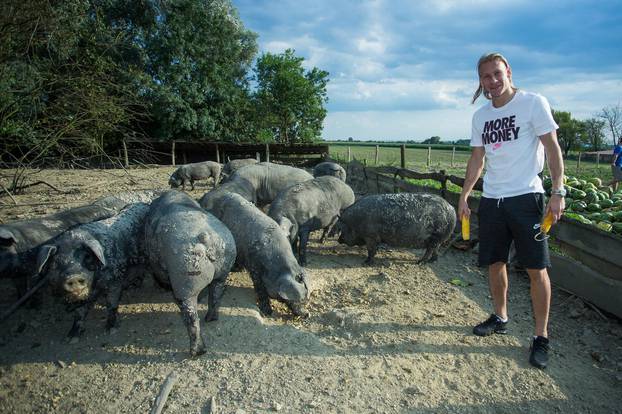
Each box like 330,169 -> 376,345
63,275 -> 89,299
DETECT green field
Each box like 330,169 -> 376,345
328,144 -> 615,183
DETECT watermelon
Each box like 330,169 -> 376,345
587,203 -> 601,212
588,177 -> 602,187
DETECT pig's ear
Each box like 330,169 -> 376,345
83,239 -> 106,267
0,228 -> 17,248
36,245 -> 57,274
277,217 -> 294,238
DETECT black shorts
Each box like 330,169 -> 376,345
477,193 -> 550,269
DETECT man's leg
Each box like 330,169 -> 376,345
489,261 -> 509,320
473,261 -> 510,336
526,268 -> 551,337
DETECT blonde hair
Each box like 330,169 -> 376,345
471,52 -> 517,104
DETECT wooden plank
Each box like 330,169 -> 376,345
549,253 -> 622,318
550,217 -> 622,269
553,239 -> 622,282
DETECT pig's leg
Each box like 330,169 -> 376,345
417,244 -> 439,264
298,228 -> 311,266
364,239 -> 378,265
67,300 -> 96,342
176,296 -> 206,357
205,278 -> 226,322
319,216 -> 339,243
190,179 -> 195,191
104,282 -> 123,333
250,271 -> 272,316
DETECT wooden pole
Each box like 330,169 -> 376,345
576,152 -> 582,174
347,147 -> 351,162
122,139 -> 129,168
171,140 -> 176,166
375,145 -> 379,165
451,146 -> 455,168
427,146 -> 431,168
596,152 -> 600,170
215,144 -> 220,164
265,143 -> 270,162
400,144 -> 406,169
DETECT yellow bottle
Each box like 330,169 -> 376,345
461,215 -> 470,240
541,211 -> 554,234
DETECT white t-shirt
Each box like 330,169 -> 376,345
470,90 -> 558,199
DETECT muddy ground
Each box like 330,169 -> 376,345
0,166 -> 621,414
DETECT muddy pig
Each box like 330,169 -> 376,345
209,192 -> 310,317
36,203 -> 150,341
220,158 -> 259,181
268,176 -> 355,266
199,162 -> 313,210
313,161 -> 347,182
144,190 -> 236,356
0,203 -> 123,299
335,193 -> 456,264
169,161 -> 222,190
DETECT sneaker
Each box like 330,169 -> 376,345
529,336 -> 549,369
473,314 -> 508,336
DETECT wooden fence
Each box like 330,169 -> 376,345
123,140 -> 329,167
345,160 -> 622,318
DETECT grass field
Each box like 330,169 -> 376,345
328,144 -> 615,184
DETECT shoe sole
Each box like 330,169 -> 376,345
473,328 -> 507,336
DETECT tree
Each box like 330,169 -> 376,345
254,49 -> 329,144
0,0 -> 150,164
142,0 -> 258,141
582,118 -> 606,152
422,136 -> 441,144
598,104 -> 622,146
553,110 -> 584,157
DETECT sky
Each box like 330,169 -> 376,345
231,0 -> 622,142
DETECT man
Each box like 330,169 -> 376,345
458,52 -> 565,369
611,137 -> 622,191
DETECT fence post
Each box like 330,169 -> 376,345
375,145 -> 379,165
347,147 -> 351,162
451,146 -> 455,168
575,152 -> 581,174
596,152 -> 600,170
122,139 -> 129,168
427,146 -> 431,168
576,152 -> 582,174
171,140 -> 176,166
400,144 -> 406,169
216,144 -> 220,164
265,143 -> 270,162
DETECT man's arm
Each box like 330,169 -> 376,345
458,146 -> 485,220
540,130 -> 565,222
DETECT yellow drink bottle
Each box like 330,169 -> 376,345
541,211 -> 554,234
461,215 -> 470,240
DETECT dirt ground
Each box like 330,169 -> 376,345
0,166 -> 621,414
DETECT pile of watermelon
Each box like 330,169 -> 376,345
543,175 -> 622,235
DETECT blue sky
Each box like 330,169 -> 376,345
232,0 -> 622,142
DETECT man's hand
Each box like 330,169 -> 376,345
546,194 -> 565,223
